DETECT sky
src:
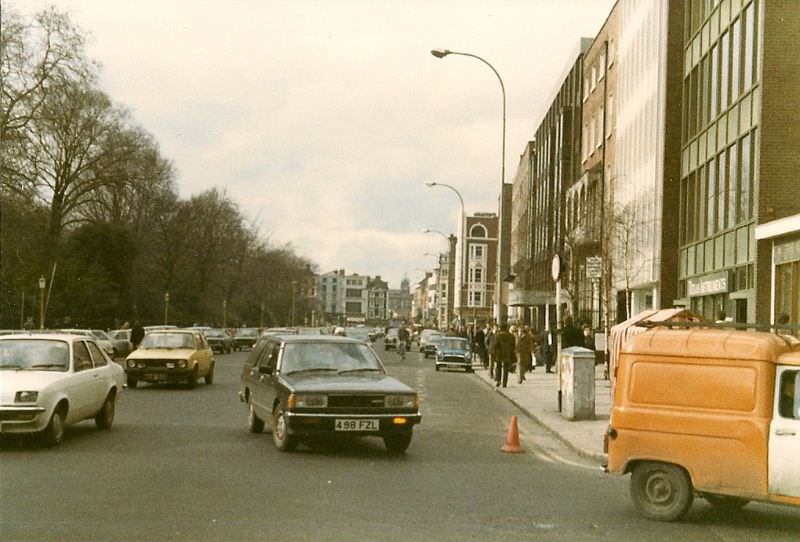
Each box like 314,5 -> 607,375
17,0 -> 615,289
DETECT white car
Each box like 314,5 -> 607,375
60,328 -> 115,358
0,333 -> 125,445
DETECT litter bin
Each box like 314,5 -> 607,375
558,346 -> 596,420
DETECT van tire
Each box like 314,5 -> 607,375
704,494 -> 749,512
630,462 -> 694,521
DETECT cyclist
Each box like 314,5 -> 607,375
397,325 -> 409,361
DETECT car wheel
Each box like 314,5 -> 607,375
383,431 -> 412,454
187,367 -> 198,389
94,392 -> 116,430
248,401 -> 265,433
704,494 -> 749,512
630,462 -> 694,521
205,364 -> 215,385
434,364 -> 440,371
272,405 -> 297,451
127,377 -> 137,389
42,407 -> 66,446
465,366 -> 473,373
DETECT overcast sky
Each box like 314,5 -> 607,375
19,0 -> 615,288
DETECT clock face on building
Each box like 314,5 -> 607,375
551,254 -> 561,282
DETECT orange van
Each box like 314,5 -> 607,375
605,327 -> 800,521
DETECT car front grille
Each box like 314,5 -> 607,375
442,355 -> 467,363
327,395 -> 385,408
0,410 -> 39,422
134,359 -> 174,368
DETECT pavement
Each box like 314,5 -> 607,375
472,361 -> 612,464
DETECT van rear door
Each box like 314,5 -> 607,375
769,367 -> 800,497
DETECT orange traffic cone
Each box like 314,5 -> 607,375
501,415 -> 525,453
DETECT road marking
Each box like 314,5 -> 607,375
500,416 -> 597,470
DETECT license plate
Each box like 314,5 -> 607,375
146,373 -> 166,381
334,419 -> 379,431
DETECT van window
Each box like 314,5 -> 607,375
778,371 -> 799,419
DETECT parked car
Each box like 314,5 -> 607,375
124,329 -> 214,388
108,329 -> 133,356
344,327 -> 371,342
383,328 -> 398,350
419,330 -> 444,358
233,328 -> 259,350
205,328 -> 235,354
434,336 -> 473,372
60,329 -> 115,358
90,329 -> 130,358
238,335 -> 422,453
0,333 -> 124,445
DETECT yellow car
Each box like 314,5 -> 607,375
125,329 -> 214,389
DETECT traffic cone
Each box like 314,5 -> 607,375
501,415 -> 525,453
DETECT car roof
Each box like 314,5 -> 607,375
267,334 -> 365,344
0,332 -> 91,342
147,329 -> 198,335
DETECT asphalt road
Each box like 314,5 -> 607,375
2,343 -> 800,541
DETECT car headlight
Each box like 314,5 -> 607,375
290,394 -> 328,409
15,391 -> 39,403
126,359 -> 136,368
178,360 -> 187,368
385,394 -> 417,409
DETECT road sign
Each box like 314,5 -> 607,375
586,256 -> 603,280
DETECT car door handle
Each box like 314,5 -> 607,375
775,429 -> 797,436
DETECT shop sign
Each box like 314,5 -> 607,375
687,271 -> 729,297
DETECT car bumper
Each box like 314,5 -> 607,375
0,406 -> 48,434
435,359 -> 471,369
125,368 -> 193,383
284,411 -> 422,436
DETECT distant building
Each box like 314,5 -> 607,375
388,276 -> 413,322
367,276 -> 389,324
457,213 -> 498,326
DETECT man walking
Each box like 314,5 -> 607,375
491,322 -> 516,388
516,326 -> 536,383
397,325 -> 409,361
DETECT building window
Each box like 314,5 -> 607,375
720,31 -> 730,110
606,95 -> 614,138
591,65 -> 597,91
731,17 -> 742,101
710,43 -> 719,118
470,224 -> 487,237
599,49 -> 606,78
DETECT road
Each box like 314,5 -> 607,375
2,343 -> 800,541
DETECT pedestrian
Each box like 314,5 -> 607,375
486,321 -> 497,376
560,315 -> 582,349
491,322 -> 516,388
473,323 -> 487,369
582,324 -> 595,350
516,326 -> 536,383
131,320 -> 145,350
538,329 -> 554,373
397,325 -> 409,361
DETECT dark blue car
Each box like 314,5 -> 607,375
434,336 -> 473,373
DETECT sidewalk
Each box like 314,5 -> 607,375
473,362 -> 611,463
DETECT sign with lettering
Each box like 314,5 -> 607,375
586,256 -> 603,279
687,271 -> 729,297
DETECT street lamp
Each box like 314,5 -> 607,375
222,300 -> 227,329
259,302 -> 265,329
38,276 -> 46,330
425,181 -> 466,325
430,48 -> 507,322
291,281 -> 298,327
164,292 -> 170,325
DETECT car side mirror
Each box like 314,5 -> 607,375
258,365 -> 272,375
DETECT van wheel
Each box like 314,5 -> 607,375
704,494 -> 749,512
630,462 -> 694,521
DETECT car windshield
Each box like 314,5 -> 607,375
282,342 -> 383,374
205,329 -> 225,338
0,339 -> 69,371
140,333 -> 194,349
439,338 -> 468,350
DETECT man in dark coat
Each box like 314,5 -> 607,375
473,325 -> 487,369
131,321 -> 145,350
491,322 -> 516,388
560,315 -> 582,349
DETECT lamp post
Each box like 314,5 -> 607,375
430,48 -> 507,322
38,276 -> 46,330
222,300 -> 227,329
291,281 -> 297,327
164,292 -> 170,325
422,228 -> 456,328
259,302 -> 265,329
425,181 -> 466,326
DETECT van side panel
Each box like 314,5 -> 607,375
609,353 -> 774,497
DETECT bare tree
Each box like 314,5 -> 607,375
612,200 -> 650,320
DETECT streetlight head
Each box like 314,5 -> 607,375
38,276 -> 46,289
425,182 -> 436,187
431,49 -> 451,59
421,228 -> 430,233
